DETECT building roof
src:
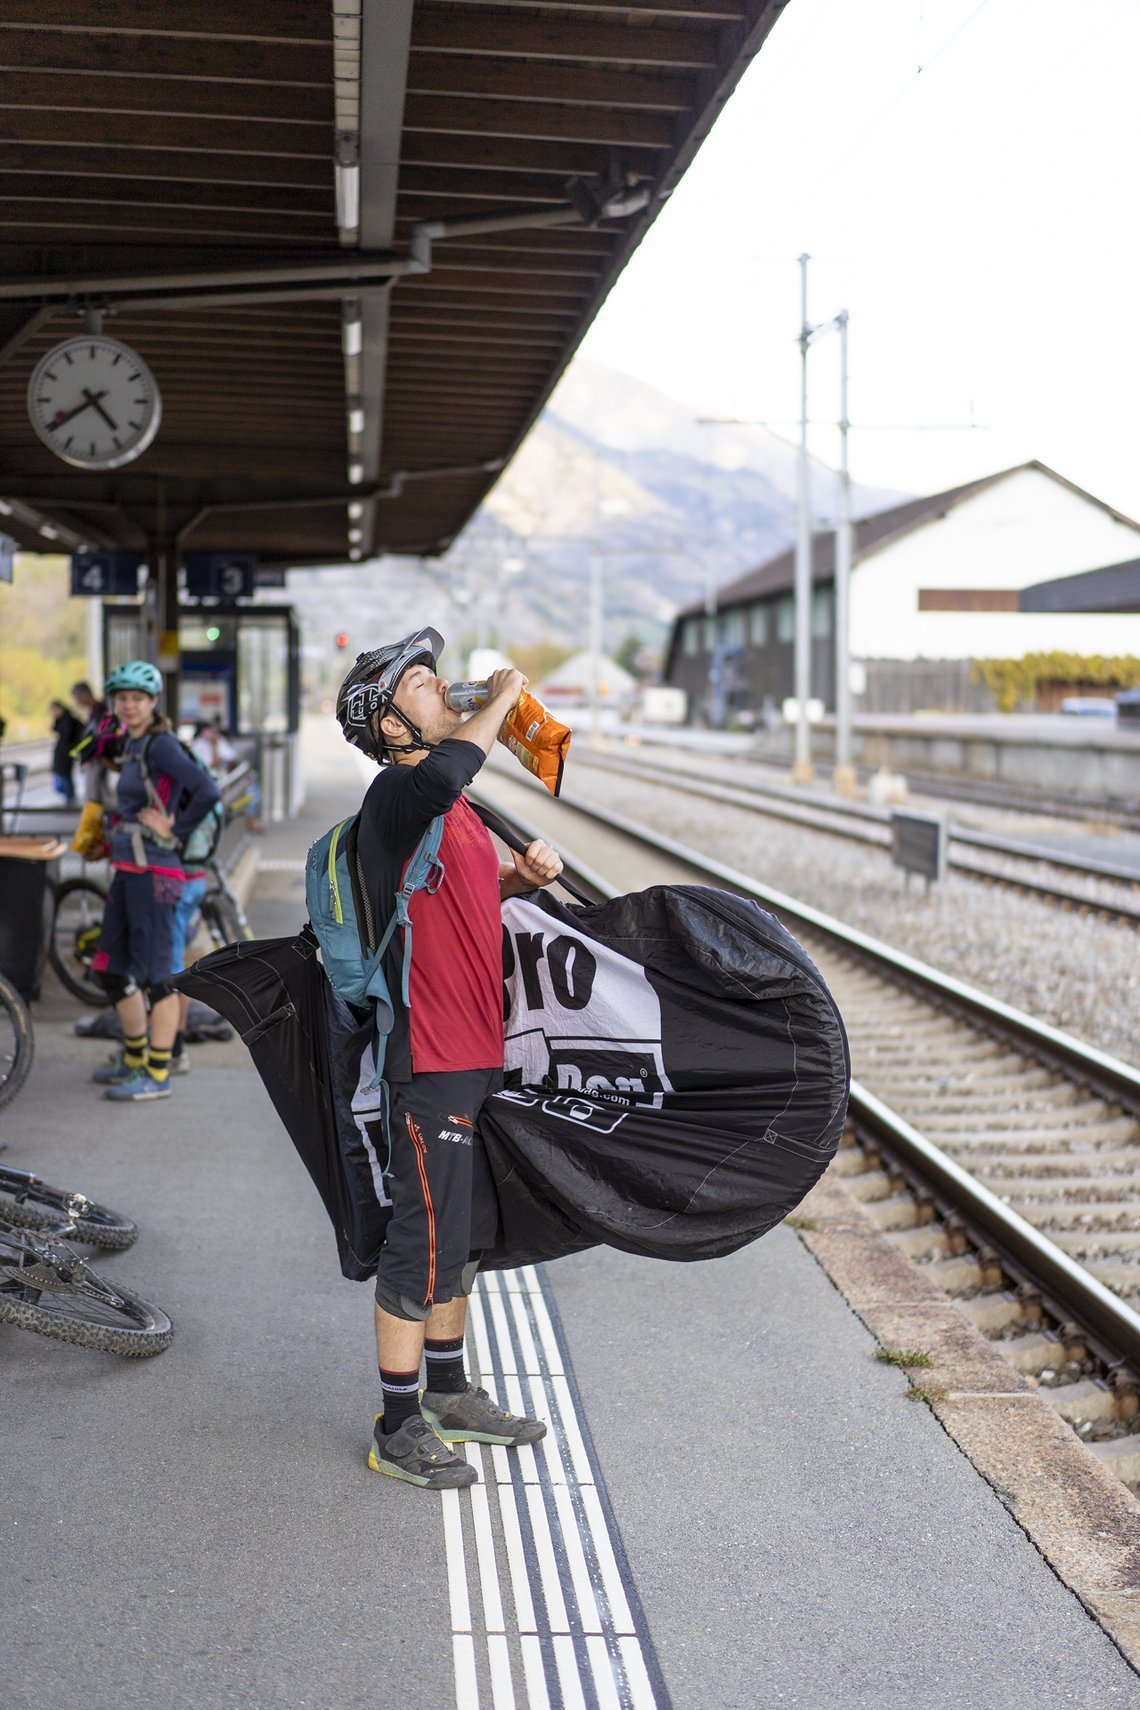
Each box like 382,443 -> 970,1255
1019,557 -> 1140,614
0,0 -> 790,572
674,460 -> 1140,618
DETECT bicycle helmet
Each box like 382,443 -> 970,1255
336,627 -> 444,759
105,660 -> 163,697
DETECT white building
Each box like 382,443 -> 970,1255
665,462 -> 1140,717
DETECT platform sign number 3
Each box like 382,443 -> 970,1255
183,552 -> 257,600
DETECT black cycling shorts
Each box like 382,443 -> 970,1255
375,1066 -> 502,1313
92,868 -> 183,991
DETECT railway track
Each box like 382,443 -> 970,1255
568,744 -> 1140,925
474,764 -> 1140,1492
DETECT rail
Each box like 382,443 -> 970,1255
472,776 -> 1140,1385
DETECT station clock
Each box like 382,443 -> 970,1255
27,334 -> 161,471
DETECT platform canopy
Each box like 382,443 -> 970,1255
0,0 -> 789,573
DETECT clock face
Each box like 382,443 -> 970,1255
27,336 -> 161,471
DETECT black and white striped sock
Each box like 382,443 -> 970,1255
379,1366 -> 422,1436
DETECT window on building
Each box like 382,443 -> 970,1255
776,595 -> 794,642
682,618 -> 700,656
812,587 -> 832,639
749,605 -> 769,646
722,609 -> 744,648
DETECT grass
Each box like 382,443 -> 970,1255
785,1214 -> 818,1231
875,1346 -> 934,1369
906,1383 -> 949,1405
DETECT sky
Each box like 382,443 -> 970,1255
576,0 -> 1140,515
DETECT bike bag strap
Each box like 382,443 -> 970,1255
466,796 -> 594,907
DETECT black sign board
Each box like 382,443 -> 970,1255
184,552 -> 257,600
71,550 -> 143,597
890,811 -> 946,884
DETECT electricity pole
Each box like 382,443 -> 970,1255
793,253 -> 814,784
833,308 -> 856,795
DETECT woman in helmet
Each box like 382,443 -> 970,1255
89,661 -> 221,1103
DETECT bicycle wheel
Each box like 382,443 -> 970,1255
201,888 -> 252,949
0,973 -> 33,1111
0,1165 -> 138,1251
49,877 -> 109,1003
0,1239 -> 173,1356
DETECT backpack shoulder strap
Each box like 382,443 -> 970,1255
374,814 -> 445,1008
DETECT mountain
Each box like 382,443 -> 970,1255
279,359 -> 906,665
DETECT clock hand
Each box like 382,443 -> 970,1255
51,392 -> 103,428
83,388 -> 119,432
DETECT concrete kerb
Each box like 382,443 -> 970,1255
794,1168 -> 1140,1673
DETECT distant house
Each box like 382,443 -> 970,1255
663,462 -> 1140,718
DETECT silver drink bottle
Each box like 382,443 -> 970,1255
444,679 -> 492,712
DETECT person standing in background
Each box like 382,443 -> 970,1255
49,697 -> 82,804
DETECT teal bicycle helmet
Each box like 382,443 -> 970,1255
105,660 -> 163,697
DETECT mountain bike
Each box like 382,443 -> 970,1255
0,971 -> 33,1110
0,1164 -> 173,1355
49,856 -> 254,1004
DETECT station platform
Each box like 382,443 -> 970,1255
4,719 -> 1140,1710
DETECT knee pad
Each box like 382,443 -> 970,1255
374,1280 -> 433,1322
146,979 -> 177,1005
456,1258 -> 481,1299
96,969 -> 137,1003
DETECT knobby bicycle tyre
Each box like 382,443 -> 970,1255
0,973 -> 33,1111
201,890 -> 251,949
49,877 -> 109,1004
0,1166 -> 138,1251
0,1269 -> 173,1356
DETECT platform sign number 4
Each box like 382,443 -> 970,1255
71,550 -> 143,597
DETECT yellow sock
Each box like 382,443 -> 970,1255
124,1032 -> 148,1069
146,1045 -> 172,1084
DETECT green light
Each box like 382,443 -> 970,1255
206,625 -> 221,642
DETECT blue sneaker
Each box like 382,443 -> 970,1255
92,1052 -> 137,1085
104,1068 -> 172,1102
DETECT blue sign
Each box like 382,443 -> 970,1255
184,552 -> 257,600
71,550 -> 142,597
0,535 -> 14,584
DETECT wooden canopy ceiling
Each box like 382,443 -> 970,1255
0,0 -> 789,571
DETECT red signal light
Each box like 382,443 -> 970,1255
335,632 -> 350,650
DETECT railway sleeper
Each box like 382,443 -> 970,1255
875,1083 -> 1081,1115
998,1197 -> 1140,1228
924,1118 -> 1139,1151
975,1150 -> 1140,1181
904,1103 -> 1120,1135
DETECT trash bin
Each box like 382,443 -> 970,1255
0,835 -> 65,1000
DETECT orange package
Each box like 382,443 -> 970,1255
499,689 -> 571,797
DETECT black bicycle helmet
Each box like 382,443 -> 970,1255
336,627 -> 444,759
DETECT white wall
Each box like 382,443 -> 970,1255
850,467 -> 1140,660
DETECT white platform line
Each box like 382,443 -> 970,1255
547,1374 -> 595,1487
470,1469 -> 506,1633
453,1634 -> 480,1710
526,1282 -> 566,1376
586,1637 -> 623,1710
496,1481 -> 538,1634
551,1485 -> 603,1634
618,1636 -> 659,1710
442,1487 -> 473,1634
467,1289 -> 495,1381
506,1283 -> 543,1375
578,1486 -> 637,1636
553,1636 -> 589,1710
521,1636 -> 552,1710
487,1633 -> 517,1710
525,1483 -> 572,1633
488,1288 -> 518,1376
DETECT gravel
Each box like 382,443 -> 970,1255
569,755 -> 1140,1071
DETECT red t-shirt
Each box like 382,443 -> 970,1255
405,794 -> 504,1073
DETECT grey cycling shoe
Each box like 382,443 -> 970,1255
421,1384 -> 547,1446
367,1413 -> 478,1489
